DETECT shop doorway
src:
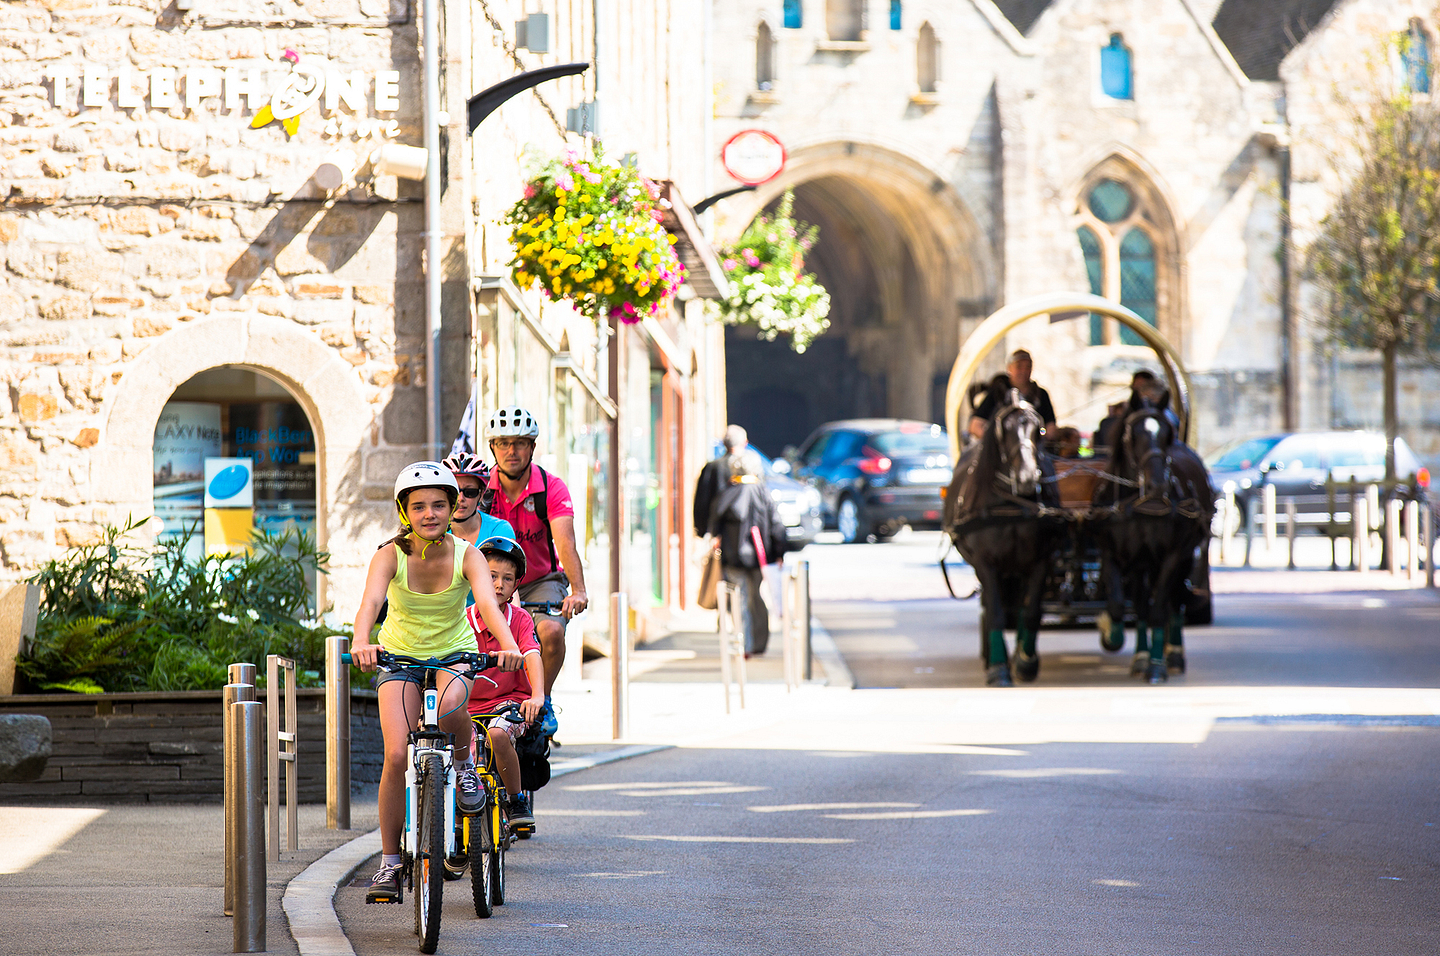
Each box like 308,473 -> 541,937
152,367 -> 318,561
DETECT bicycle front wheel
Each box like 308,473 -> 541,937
489,843 -> 505,906
414,756 -> 446,953
471,798 -> 495,918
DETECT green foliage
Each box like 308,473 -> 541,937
1307,88 -> 1440,361
711,192 -> 832,353
17,523 -> 350,694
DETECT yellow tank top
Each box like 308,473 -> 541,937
377,534 -> 476,658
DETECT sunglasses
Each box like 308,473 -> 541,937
458,487 -> 482,499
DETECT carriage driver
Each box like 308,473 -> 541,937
968,349 -> 1058,440
482,406 -> 589,737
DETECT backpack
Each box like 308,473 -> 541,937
514,722 -> 551,790
479,464 -> 559,572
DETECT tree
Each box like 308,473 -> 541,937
1307,54 -> 1440,485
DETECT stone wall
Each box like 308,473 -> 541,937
0,688 -> 382,803
0,0 -> 429,603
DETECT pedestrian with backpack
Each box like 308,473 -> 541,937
479,406 -> 590,736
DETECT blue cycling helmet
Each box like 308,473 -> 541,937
477,535 -> 526,579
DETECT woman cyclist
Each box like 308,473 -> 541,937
351,461 -> 524,904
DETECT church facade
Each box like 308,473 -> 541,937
710,0 -> 1440,467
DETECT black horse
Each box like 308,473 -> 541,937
945,388 -> 1063,687
1092,391 -> 1214,684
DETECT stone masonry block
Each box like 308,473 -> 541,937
40,293 -> 90,323
145,246 -> 203,279
56,249 -> 121,293
0,715 -> 51,784
293,299 -> 353,326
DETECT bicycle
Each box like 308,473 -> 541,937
343,648 -> 490,955
465,701 -> 526,917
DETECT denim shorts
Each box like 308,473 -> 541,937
375,666 -> 427,689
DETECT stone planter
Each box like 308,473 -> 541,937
0,688 -> 381,804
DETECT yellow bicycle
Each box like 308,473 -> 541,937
460,704 -> 525,917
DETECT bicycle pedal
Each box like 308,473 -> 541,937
365,893 -> 403,905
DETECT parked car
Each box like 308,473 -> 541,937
783,419 -> 951,543
1206,431 -> 1430,532
751,445 -> 823,547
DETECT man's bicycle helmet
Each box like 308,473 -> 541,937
477,535 -> 526,580
485,406 -> 539,441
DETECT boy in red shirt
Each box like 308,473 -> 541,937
465,536 -> 545,829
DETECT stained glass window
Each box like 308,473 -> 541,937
783,0 -> 802,29
1077,226 -> 1105,345
890,0 -> 901,30
1403,20 -> 1431,94
1088,179 -> 1132,222
1119,228 -> 1156,346
1101,34 -> 1133,100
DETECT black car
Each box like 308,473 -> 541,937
1206,431 -> 1430,532
784,419 -> 952,543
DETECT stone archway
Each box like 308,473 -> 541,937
717,141 -> 995,453
100,315 -> 369,608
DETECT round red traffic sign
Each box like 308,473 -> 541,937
721,129 -> 786,186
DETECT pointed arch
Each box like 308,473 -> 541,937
917,22 -> 939,93
1071,154 -> 1182,349
756,21 -> 776,90
826,0 -> 863,41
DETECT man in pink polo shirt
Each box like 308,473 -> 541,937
482,406 -> 590,736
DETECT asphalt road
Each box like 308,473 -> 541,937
335,532 -> 1440,955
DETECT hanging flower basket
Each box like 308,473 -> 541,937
505,151 -> 685,323
711,191 -> 832,353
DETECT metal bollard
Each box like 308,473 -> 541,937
1427,501 -> 1436,589
1220,485 -> 1236,565
223,680 -> 256,916
610,592 -> 628,741
794,558 -> 811,682
230,699 -> 266,953
1386,497 -> 1403,576
781,561 -> 799,691
266,655 -> 298,860
717,581 -> 747,714
229,662 -> 256,687
1354,496 -> 1369,573
325,636 -> 351,831
1405,499 -> 1419,583
1263,483 -> 1277,549
1285,499 -> 1297,570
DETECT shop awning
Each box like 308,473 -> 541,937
659,181 -> 732,300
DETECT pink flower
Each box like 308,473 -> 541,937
744,252 -> 761,268
523,184 -> 536,199
555,174 -> 575,191
723,258 -> 738,271
282,49 -> 299,65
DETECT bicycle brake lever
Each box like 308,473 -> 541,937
479,675 -> 499,688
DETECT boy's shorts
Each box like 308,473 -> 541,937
476,712 -> 532,741
518,572 -> 569,628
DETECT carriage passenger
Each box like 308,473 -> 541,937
968,349 -> 1057,440
1095,370 -> 1180,454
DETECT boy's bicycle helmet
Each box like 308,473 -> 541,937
477,535 -> 526,580
485,406 -> 539,441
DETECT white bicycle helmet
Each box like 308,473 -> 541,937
393,461 -> 459,528
485,405 -> 539,441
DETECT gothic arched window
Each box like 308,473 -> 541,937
889,0 -> 902,31
1118,228 -> 1156,346
1403,19 -> 1431,93
1077,226 -> 1105,345
826,0 -> 863,41
757,22 -> 775,90
783,0 -> 802,30
917,22 -> 939,93
1100,34 -> 1133,100
1074,170 -> 1173,347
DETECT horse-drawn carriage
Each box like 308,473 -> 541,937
940,293 -> 1215,687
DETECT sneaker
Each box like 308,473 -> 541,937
507,793 -> 535,831
365,862 -> 404,904
538,697 -> 558,737
456,766 -> 484,815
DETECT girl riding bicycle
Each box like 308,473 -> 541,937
351,462 -> 523,903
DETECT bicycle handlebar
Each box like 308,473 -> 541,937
472,701 -> 526,724
519,601 -> 566,615
341,649 -> 494,673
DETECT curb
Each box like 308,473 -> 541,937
282,742 -> 673,956
808,616 -> 856,690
